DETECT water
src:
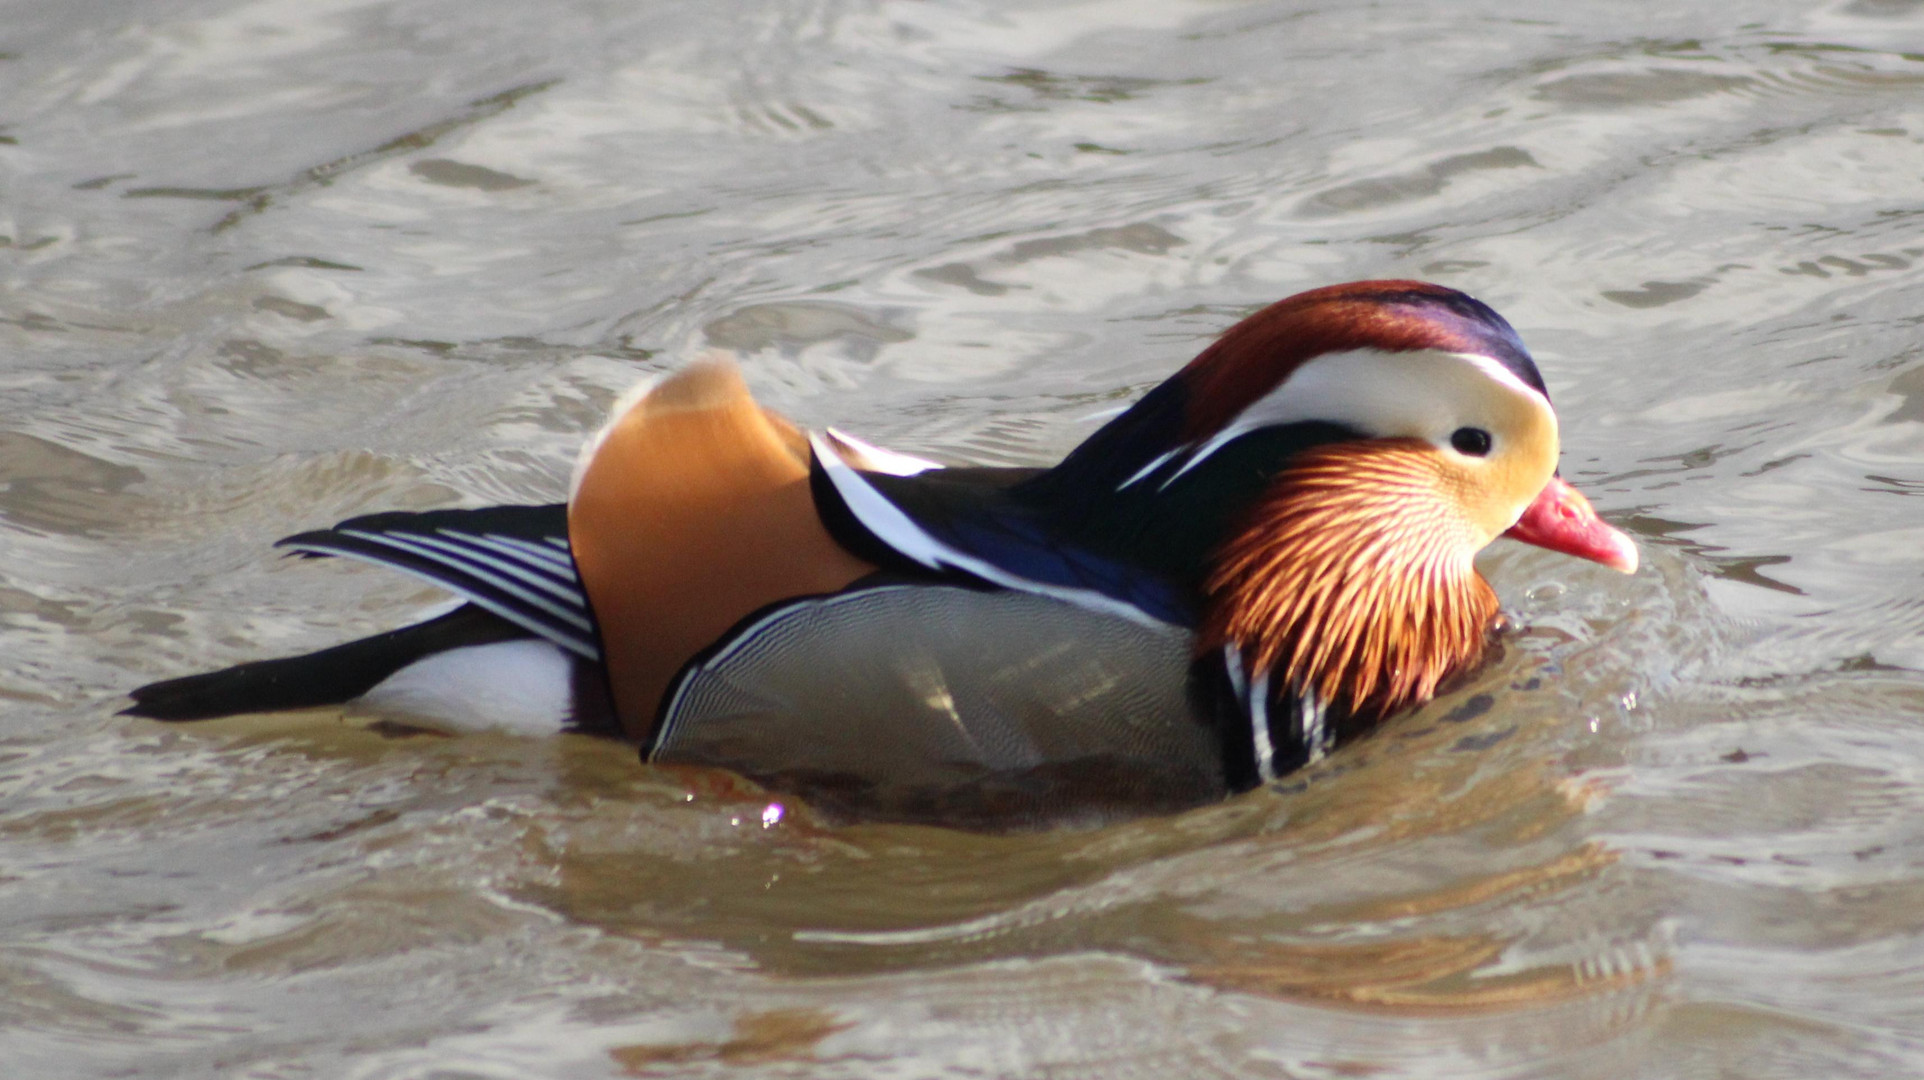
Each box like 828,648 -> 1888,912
5,0 -> 1924,1075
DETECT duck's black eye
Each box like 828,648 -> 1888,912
1450,427 -> 1493,457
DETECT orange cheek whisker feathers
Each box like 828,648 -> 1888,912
1201,440 -> 1500,731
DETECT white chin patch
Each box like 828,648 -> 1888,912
351,639 -> 575,736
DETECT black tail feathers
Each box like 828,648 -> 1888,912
123,604 -> 528,722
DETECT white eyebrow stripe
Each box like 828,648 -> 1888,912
1458,352 -> 1549,406
1159,347 -> 1555,484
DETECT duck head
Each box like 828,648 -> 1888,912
1044,280 -> 1636,729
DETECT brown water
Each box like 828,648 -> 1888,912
5,0 -> 1924,1075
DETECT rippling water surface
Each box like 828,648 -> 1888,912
6,0 -> 1924,1075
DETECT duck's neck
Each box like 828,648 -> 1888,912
1199,440 -> 1501,724
1017,384 -> 1359,595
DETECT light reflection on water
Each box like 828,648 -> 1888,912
5,0 -> 1924,1075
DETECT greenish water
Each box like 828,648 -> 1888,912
5,0 -> 1924,1075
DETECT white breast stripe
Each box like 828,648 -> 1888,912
809,433 -> 1174,630
809,434 -> 947,570
1247,662 -> 1277,784
1223,643 -> 1276,783
1300,690 -> 1329,765
1222,642 -> 1248,704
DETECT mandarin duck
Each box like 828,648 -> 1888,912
127,281 -> 1636,823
